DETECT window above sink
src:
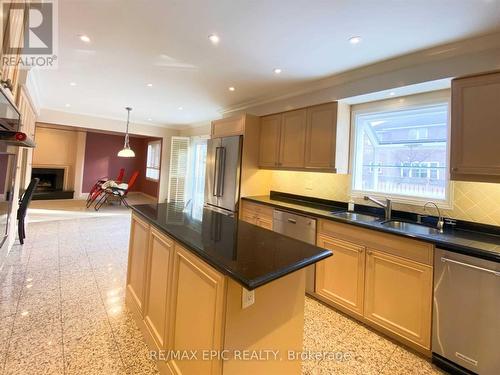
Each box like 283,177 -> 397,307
350,91 -> 451,207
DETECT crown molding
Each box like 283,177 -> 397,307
221,31 -> 500,115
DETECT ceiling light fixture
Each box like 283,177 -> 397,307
208,34 -> 220,45
65,103 -> 71,108
273,68 -> 282,74
147,83 -> 153,87
349,36 -> 362,45
148,118 -> 153,121
178,106 -> 183,110
228,86 -> 235,92
118,107 -> 135,158
70,82 -> 76,86
79,35 -> 91,43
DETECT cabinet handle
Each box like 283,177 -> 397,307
452,167 -> 458,171
367,250 -> 373,255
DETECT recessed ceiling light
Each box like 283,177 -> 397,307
65,103 -> 71,107
178,106 -> 183,110
147,83 -> 153,87
148,118 -> 153,121
70,82 -> 76,86
389,91 -> 396,96
273,68 -> 282,74
228,86 -> 235,92
79,34 -> 91,43
208,34 -> 220,45
349,36 -> 362,45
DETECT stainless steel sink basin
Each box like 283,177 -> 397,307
381,220 -> 441,235
332,211 -> 381,222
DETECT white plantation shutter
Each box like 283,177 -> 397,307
168,137 -> 190,204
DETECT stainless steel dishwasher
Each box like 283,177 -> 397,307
273,209 -> 317,294
433,248 -> 500,374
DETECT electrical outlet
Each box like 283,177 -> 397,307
241,288 -> 255,309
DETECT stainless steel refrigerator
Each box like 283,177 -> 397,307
204,135 -> 242,216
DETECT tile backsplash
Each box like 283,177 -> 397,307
269,171 -> 500,226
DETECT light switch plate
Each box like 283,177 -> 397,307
242,287 -> 255,309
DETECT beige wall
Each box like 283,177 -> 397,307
32,126 -> 80,190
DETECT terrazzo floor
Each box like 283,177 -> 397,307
0,206 -> 446,374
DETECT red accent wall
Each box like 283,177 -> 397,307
82,132 -> 161,198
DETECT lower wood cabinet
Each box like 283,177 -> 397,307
167,244 -> 226,375
144,227 -> 175,350
364,249 -> 432,350
127,214 -> 150,314
126,212 -> 306,375
315,219 -> 433,353
240,201 -> 273,230
315,234 -> 365,317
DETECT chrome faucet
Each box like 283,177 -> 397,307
364,196 -> 392,220
424,201 -> 444,233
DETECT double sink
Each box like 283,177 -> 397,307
331,211 -> 442,235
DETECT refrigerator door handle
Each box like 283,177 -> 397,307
217,147 -> 226,197
213,147 -> 220,196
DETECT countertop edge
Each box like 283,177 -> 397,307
241,196 -> 500,263
129,206 -> 332,290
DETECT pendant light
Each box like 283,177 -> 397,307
117,107 -> 135,157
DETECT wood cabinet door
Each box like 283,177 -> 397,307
241,210 -> 257,225
364,249 -> 432,349
1,0 -> 26,97
144,227 -> 174,350
256,216 -> 273,230
315,234 -> 365,317
168,244 -> 226,375
451,72 -> 500,182
211,116 -> 244,137
279,109 -> 307,168
305,103 -> 337,169
127,214 -> 150,314
259,114 -> 281,167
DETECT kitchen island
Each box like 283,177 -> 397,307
125,203 -> 331,375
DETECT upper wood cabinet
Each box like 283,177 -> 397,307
127,213 -> 150,315
1,0 -> 28,98
451,71 -> 500,183
258,114 -> 281,167
211,115 -> 245,137
258,102 -> 349,172
305,103 -> 338,169
279,109 -> 307,168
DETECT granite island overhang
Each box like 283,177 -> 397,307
126,203 -> 332,374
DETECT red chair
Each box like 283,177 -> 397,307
94,171 -> 139,210
86,168 -> 125,208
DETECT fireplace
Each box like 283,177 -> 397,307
31,167 -> 74,200
32,168 -> 64,192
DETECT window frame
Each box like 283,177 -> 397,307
146,140 -> 162,182
349,90 -> 453,209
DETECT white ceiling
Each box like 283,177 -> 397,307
34,0 -> 500,127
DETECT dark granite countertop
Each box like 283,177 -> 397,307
242,194 -> 500,263
130,203 -> 332,290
